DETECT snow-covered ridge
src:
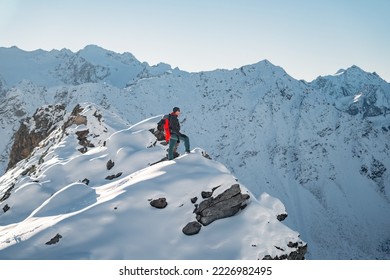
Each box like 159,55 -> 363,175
0,103 -> 306,259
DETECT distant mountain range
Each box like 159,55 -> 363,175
0,45 -> 389,259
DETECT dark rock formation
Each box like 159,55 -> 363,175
7,104 -> 66,170
182,184 -> 250,236
62,104 -> 85,129
45,233 -> 62,245
0,184 -> 14,202
262,242 -> 307,260
201,191 -> 213,199
105,172 -> 122,180
277,213 -> 288,221
75,129 -> 95,153
195,184 -> 249,226
106,160 -> 115,170
82,178 -> 90,185
182,221 -> 202,235
201,151 -> 212,159
2,204 -> 10,213
150,198 -> 168,209
360,158 -> 387,193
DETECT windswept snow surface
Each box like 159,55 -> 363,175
0,114 -> 303,259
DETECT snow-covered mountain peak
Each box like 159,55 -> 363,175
79,44 -> 110,53
309,64 -> 390,118
320,64 -> 385,85
77,44 -> 140,67
337,65 -> 382,82
242,59 -> 289,77
335,68 -> 346,75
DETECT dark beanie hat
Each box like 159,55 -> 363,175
173,107 -> 180,113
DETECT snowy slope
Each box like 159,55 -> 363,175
0,104 -> 305,259
0,46 -> 389,259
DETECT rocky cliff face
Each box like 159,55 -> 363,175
7,104 -> 66,170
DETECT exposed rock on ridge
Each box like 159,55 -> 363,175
195,184 -> 249,226
7,104 -> 66,170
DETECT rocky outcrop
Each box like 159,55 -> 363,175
76,129 -> 95,153
262,242 -> 307,260
182,221 -> 202,235
64,104 -> 99,154
277,213 -> 288,221
360,158 -> 387,193
181,183 -> 307,259
360,158 -> 387,182
105,172 -> 122,180
150,198 -> 168,209
182,184 -> 249,236
7,104 -> 66,170
106,160 -> 115,170
62,104 -> 87,129
195,184 -> 250,226
45,233 -> 62,245
0,184 -> 14,203
6,103 -> 96,170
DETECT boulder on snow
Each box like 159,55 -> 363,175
45,233 -> 62,245
150,198 -> 168,209
182,221 -> 202,235
81,178 -> 90,185
2,204 -> 10,213
195,184 -> 250,226
277,213 -> 288,221
201,151 -> 212,160
105,172 -> 122,180
106,159 -> 115,170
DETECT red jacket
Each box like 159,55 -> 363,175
163,117 -> 171,141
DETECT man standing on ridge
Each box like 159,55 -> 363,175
167,107 -> 190,160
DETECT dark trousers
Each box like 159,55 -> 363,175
168,134 -> 190,160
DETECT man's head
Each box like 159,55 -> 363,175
173,107 -> 181,116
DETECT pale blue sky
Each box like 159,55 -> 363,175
1,0 -> 389,82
